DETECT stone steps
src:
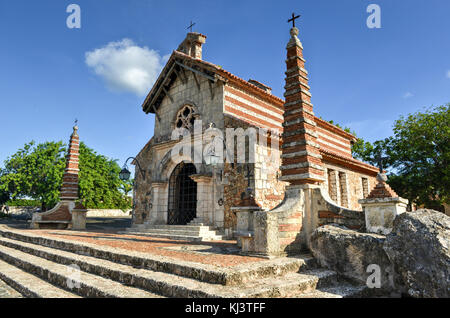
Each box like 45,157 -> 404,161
0,259 -> 79,298
0,236 -> 343,298
0,226 -> 315,285
0,244 -> 163,298
125,224 -> 224,241
0,226 -> 369,298
290,284 -> 368,298
124,231 -> 223,241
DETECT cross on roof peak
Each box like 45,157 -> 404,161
288,12 -> 301,28
187,21 -> 196,33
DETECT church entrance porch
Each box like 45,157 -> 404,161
168,162 -> 197,225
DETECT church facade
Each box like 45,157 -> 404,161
131,30 -> 379,236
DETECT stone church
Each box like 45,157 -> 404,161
130,26 -> 379,241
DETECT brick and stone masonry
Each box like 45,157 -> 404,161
31,125 -> 87,228
280,27 -> 324,185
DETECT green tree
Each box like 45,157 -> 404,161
0,141 -> 66,210
0,141 -> 132,211
386,104 -> 450,208
78,142 -> 131,211
327,104 -> 449,209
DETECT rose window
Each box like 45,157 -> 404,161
175,105 -> 197,130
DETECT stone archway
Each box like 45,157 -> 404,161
167,162 -> 197,225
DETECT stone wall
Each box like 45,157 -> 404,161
133,140 -> 154,224
321,161 -> 377,211
222,115 -> 287,232
153,72 -> 225,140
8,207 -> 130,219
86,209 -> 131,217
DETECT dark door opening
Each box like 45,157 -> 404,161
168,162 -> 197,225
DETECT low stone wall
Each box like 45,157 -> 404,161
6,207 -> 131,218
8,206 -> 40,215
86,209 -> 131,218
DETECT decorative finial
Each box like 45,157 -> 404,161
73,118 -> 79,135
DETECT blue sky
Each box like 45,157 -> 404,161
0,0 -> 449,169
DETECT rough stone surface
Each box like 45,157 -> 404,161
310,224 -> 398,292
383,209 -> 450,298
0,224 -> 371,298
0,277 -> 23,298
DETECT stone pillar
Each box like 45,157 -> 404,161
151,182 -> 168,225
231,188 -> 262,253
190,174 -> 213,225
72,202 -> 88,230
327,169 -> 339,203
359,173 -> 408,235
338,172 -> 349,208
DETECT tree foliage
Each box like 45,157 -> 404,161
327,104 -> 449,209
0,141 -> 65,210
386,104 -> 450,208
0,141 -> 132,211
78,142 -> 131,211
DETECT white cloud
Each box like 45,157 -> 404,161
402,92 -> 413,99
85,39 -> 166,96
446,70 -> 450,79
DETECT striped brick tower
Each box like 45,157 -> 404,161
280,26 -> 324,185
31,124 -> 87,229
60,124 -> 80,201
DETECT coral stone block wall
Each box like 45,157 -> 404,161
322,162 -> 377,211
133,142 -> 153,224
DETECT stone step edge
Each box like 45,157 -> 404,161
135,225 -> 216,230
126,229 -> 223,236
0,244 -> 162,298
0,236 -> 218,298
0,258 -> 80,298
0,226 -> 315,286
123,231 -> 223,241
130,228 -> 223,235
0,237 -> 332,298
290,283 -> 369,298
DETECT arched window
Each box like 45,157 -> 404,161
175,105 -> 197,130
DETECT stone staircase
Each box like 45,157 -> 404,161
123,223 -> 225,241
0,226 -> 371,298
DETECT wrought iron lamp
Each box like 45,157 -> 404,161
119,157 -> 146,181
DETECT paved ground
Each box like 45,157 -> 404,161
0,217 -> 262,268
30,229 -> 261,267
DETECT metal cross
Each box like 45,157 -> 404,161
75,118 -> 78,125
288,12 -> 301,28
375,151 -> 390,173
187,21 -> 196,33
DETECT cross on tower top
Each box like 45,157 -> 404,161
288,12 -> 301,28
187,21 -> 196,33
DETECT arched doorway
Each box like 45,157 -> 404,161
168,162 -> 197,225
